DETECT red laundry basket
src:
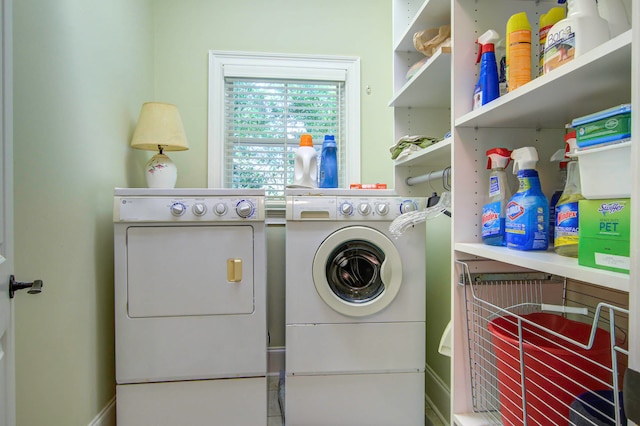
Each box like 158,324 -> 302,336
488,312 -> 618,426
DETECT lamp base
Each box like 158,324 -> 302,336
144,153 -> 177,188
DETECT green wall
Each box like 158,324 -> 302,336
13,0 -> 153,424
150,0 -> 395,189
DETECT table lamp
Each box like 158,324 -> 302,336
130,102 -> 189,188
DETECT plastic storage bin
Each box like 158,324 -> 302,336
488,312 -> 618,426
573,140 -> 631,199
569,390 -> 627,425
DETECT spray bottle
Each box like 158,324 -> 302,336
506,147 -> 549,251
548,142 -> 569,247
554,130 -> 583,257
543,0 -> 610,74
482,148 -> 512,246
473,30 -> 500,110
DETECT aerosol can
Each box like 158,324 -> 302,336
506,147 -> 549,251
482,148 -> 512,246
473,29 -> 500,110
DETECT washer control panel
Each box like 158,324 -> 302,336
287,195 -> 426,221
115,196 -> 265,222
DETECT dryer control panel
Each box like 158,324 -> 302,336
286,195 -> 426,221
114,196 -> 265,222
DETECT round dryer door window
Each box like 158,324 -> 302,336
312,226 -> 403,317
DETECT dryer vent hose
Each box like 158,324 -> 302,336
389,191 -> 451,238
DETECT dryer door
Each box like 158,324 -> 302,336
312,226 -> 402,317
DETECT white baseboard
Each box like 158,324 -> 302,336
424,363 -> 450,425
88,397 -> 116,426
268,346 -> 285,375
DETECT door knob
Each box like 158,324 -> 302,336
9,275 -> 43,298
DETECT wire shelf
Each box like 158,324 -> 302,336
457,260 -> 629,426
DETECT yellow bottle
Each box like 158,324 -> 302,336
538,7 -> 566,77
506,12 -> 531,92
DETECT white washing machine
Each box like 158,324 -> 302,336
113,188 -> 267,425
285,189 -> 426,426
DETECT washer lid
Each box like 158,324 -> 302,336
313,226 -> 402,317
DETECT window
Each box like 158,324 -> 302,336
208,51 -> 360,205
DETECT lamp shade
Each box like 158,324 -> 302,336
130,102 -> 189,151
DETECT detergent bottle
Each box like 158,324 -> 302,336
554,130 -> 583,257
548,143 -> 569,247
506,12 -> 531,92
543,0 -> 610,74
482,148 -> 512,246
472,29 -> 500,110
293,133 -> 318,188
505,147 -> 549,251
319,134 -> 338,188
538,7 -> 566,76
597,0 -> 630,38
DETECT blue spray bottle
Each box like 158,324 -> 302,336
473,29 -> 501,110
482,148 -> 512,246
506,147 -> 549,251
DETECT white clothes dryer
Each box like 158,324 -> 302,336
285,189 -> 426,426
113,188 -> 267,425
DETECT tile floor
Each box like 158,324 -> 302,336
267,373 -> 447,426
267,374 -> 283,426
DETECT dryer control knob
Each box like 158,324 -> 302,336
358,203 -> 371,215
170,202 -> 186,216
339,202 -> 353,216
400,200 -> 418,214
376,203 -> 389,216
236,200 -> 255,218
193,203 -> 207,216
214,203 -> 227,216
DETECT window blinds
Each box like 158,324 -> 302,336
223,77 -> 346,203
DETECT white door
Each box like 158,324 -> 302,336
0,0 -> 14,424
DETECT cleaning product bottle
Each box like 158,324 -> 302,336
548,143 -> 569,247
292,133 -> 318,188
496,38 -> 508,97
506,12 -> 531,92
538,7 -> 566,76
542,0 -> 610,75
473,30 -> 500,110
597,0 -> 630,38
482,148 -> 512,246
319,134 -> 338,188
505,147 -> 549,251
554,130 -> 583,257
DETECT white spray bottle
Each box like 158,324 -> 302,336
482,148 -> 512,246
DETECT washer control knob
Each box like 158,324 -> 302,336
400,200 -> 418,214
358,203 -> 371,215
214,203 -> 227,216
193,203 -> 207,216
376,203 -> 389,216
236,200 -> 255,218
170,202 -> 186,217
340,202 -> 353,216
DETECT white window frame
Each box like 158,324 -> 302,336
207,50 -> 361,189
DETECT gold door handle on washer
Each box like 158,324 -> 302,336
227,258 -> 243,282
